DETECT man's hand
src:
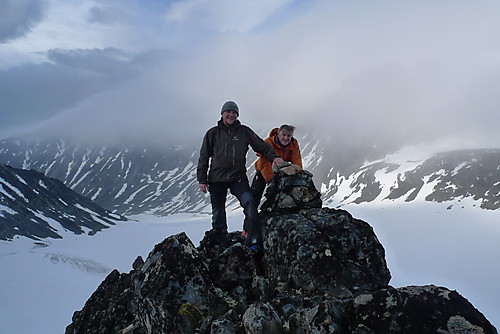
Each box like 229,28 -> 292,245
272,157 -> 284,167
199,183 -> 209,193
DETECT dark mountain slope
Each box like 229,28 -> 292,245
0,164 -> 125,240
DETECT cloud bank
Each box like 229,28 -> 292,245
0,0 -> 46,43
1,0 -> 500,148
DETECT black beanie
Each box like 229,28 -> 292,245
221,101 -> 239,115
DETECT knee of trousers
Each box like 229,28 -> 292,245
240,191 -> 256,210
240,192 -> 259,226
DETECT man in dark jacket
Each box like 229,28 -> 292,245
197,101 -> 283,252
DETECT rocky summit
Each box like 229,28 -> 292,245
66,171 -> 497,334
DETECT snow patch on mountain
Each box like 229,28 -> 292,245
322,140 -> 500,210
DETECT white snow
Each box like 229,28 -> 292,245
0,180 -> 27,202
413,174 -> 438,201
91,187 -> 102,201
74,203 -> 97,216
15,175 -> 27,185
91,155 -> 103,166
45,160 -> 57,174
0,213 -> 218,334
301,141 -> 323,170
22,149 -> 32,170
0,202 -> 499,333
123,184 -> 149,204
65,160 -> 74,180
0,183 -> 16,201
68,150 -> 90,186
115,183 -> 128,199
32,210 -> 69,234
0,204 -> 17,216
452,162 -> 469,176
124,160 -> 132,178
73,204 -> 114,227
71,170 -> 92,188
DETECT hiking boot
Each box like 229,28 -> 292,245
250,244 -> 264,256
249,236 -> 264,256
205,228 -> 228,245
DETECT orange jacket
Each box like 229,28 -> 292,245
254,128 -> 303,182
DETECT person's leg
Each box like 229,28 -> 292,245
231,178 -> 262,249
209,183 -> 229,233
250,171 -> 266,209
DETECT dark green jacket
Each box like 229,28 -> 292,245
197,119 -> 278,184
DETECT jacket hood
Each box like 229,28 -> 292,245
269,128 -> 279,137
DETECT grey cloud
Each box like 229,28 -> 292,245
3,1 -> 500,150
0,0 -> 46,43
87,5 -> 132,26
0,47 -> 139,133
47,48 -> 133,76
292,58 -> 500,152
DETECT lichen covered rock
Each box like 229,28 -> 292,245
263,207 -> 391,298
66,172 -> 497,334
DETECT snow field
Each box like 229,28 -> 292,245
0,203 -> 499,333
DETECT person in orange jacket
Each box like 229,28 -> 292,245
251,124 -> 303,207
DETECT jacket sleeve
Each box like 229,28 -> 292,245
246,127 -> 278,163
197,130 -> 212,184
254,137 -> 274,182
291,140 -> 303,169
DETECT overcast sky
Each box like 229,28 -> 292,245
1,0 -> 500,147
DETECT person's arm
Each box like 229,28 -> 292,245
291,140 -> 303,169
197,130 -> 212,192
247,127 -> 280,163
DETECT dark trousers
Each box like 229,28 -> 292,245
250,171 -> 266,208
209,177 -> 262,245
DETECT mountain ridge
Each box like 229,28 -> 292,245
326,148 -> 500,210
0,163 -> 126,241
0,137 -> 498,220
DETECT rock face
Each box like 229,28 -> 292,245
66,172 -> 497,334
